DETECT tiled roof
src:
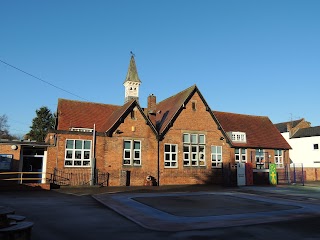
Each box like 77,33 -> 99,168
274,119 -> 304,133
213,111 -> 291,149
155,85 -> 197,135
291,126 -> 320,138
57,99 -> 120,132
102,100 -> 136,133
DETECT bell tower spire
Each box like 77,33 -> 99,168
124,52 -> 141,103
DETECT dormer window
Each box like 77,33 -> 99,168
229,132 -> 246,143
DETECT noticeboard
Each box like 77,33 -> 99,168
0,154 -> 13,170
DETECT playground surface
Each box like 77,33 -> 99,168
1,183 -> 320,240
93,184 -> 320,231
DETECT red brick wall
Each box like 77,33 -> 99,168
0,144 -> 22,171
158,92 -> 232,185
46,106 -> 158,186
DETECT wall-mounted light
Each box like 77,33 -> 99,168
115,129 -> 123,134
131,126 -> 135,132
220,137 -> 225,140
11,145 -> 18,150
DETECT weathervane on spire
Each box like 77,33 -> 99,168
130,51 -> 135,57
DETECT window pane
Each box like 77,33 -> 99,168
199,135 -> 205,144
241,149 -> 246,154
183,134 -> 190,143
75,151 -> 82,159
171,145 -> 176,152
211,146 -> 216,153
172,154 -> 176,161
124,141 -> 131,149
65,160 -> 72,166
84,151 -> 90,159
124,150 -> 130,158
75,140 -> 82,149
217,146 -> 222,154
66,150 -> 73,159
191,146 -> 197,152
66,140 -> 74,149
74,161 -> 81,166
165,145 -> 170,152
184,145 -> 189,152
84,141 -> 91,149
123,160 -> 130,164
133,160 -> 140,165
235,148 -> 239,154
134,151 -> 140,158
83,161 -> 90,166
165,153 -> 170,161
134,141 -> 140,150
191,134 -> 197,144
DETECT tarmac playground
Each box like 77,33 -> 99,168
92,185 -> 320,231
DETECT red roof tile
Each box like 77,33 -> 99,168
102,100 -> 136,133
213,111 -> 291,149
57,99 -> 120,132
156,85 -> 196,134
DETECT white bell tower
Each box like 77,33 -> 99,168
124,53 -> 141,103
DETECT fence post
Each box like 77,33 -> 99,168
293,163 -> 296,183
286,164 -> 291,184
301,164 -> 304,186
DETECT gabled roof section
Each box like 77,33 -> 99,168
291,126 -> 320,138
123,55 -> 141,84
57,99 -> 120,132
274,119 -> 304,133
155,85 -> 226,139
213,111 -> 291,149
155,85 -> 197,136
103,100 -> 157,136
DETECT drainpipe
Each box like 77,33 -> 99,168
157,136 -> 160,186
91,124 -> 96,186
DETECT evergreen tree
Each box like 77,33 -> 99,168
27,106 -> 55,142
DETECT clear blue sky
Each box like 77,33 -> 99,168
1,0 -> 319,137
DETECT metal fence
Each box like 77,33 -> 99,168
50,168 -> 109,186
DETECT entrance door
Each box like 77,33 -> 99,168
22,156 -> 43,183
255,149 -> 265,169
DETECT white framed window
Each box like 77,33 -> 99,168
235,148 -> 247,164
164,144 -> 178,168
274,149 -> 283,168
230,132 -> 246,143
65,139 -> 92,167
123,140 -> 141,166
211,146 -> 222,168
255,149 -> 265,169
183,133 -> 206,166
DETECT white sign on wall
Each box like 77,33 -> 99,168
237,163 -> 246,186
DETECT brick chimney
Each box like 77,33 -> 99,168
148,94 -> 156,114
147,94 -> 156,125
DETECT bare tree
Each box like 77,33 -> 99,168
0,114 -> 10,139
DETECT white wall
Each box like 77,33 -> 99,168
282,133 -> 320,167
